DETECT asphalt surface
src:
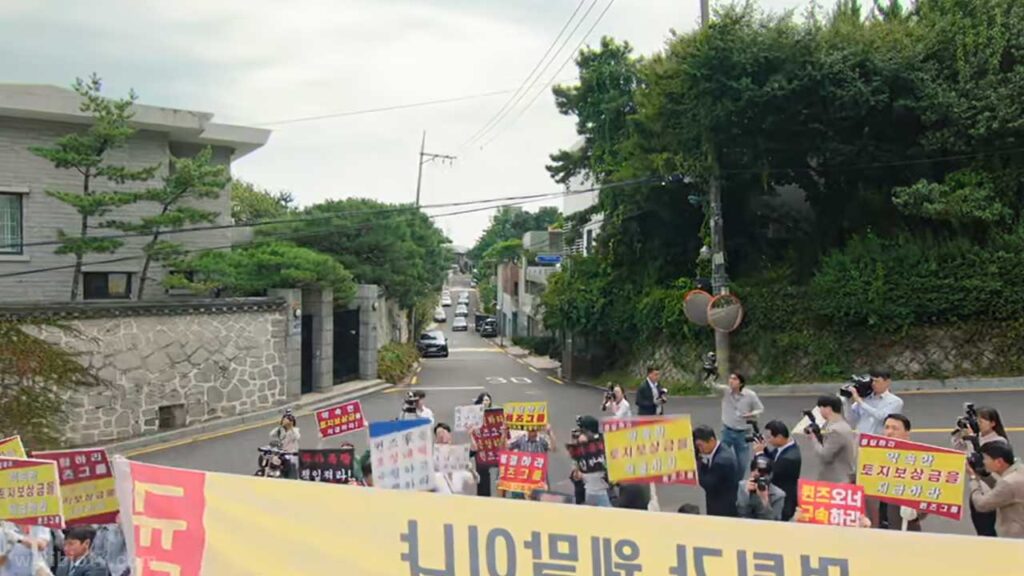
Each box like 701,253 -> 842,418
136,274 -> 1024,537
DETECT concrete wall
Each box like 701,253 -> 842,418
17,299 -> 290,445
0,117 -> 235,302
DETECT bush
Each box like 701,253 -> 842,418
511,335 -> 557,357
377,342 -> 419,384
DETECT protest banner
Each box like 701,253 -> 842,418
496,450 -> 547,494
603,415 -> 698,485
433,444 -> 472,474
315,400 -> 366,439
32,448 -> 117,525
453,404 -> 485,432
0,457 -> 64,528
797,479 -> 865,527
369,418 -> 434,491
565,436 -> 606,474
0,435 -> 26,459
112,458 -> 1024,575
503,401 -> 548,431
298,448 -> 356,484
471,408 -> 505,466
856,433 -> 966,520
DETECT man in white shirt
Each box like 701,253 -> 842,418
0,523 -> 54,576
846,369 -> 903,435
415,392 -> 435,423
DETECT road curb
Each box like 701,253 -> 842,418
102,379 -> 390,455
572,376 -> 1024,397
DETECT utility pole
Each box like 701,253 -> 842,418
699,0 -> 731,378
415,130 -> 456,207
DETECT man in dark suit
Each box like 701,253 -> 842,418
56,527 -> 110,576
755,419 -> 802,521
694,425 -> 738,517
635,367 -> 664,416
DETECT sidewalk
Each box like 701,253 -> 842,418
103,378 -> 390,455
500,345 -> 562,370
574,375 -> 1024,396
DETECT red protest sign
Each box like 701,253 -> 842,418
497,450 -> 547,494
472,408 -> 505,466
315,400 -> 366,439
32,448 -> 117,525
797,479 -> 865,527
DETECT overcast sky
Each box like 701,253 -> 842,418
1,0 -> 807,247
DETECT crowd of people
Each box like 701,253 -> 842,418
0,522 -> 127,576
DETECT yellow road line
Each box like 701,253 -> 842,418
528,367 -> 539,373
547,376 -> 564,385
411,375 -> 418,385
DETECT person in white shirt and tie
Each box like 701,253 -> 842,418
55,527 -> 109,576
845,368 -> 904,436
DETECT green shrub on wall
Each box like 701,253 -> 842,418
377,342 -> 419,384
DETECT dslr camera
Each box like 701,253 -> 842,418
803,409 -> 824,443
955,402 -> 980,436
952,403 -> 987,475
745,420 -> 764,444
750,455 -> 773,492
603,385 -> 615,404
839,374 -> 873,399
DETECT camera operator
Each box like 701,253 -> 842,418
711,372 -> 764,477
401,391 -> 434,423
951,405 -> 1011,536
968,442 -> 1024,539
694,425 -> 739,517
753,420 -> 801,521
809,396 -> 857,483
736,455 -> 786,521
601,384 -> 632,419
635,367 -> 667,416
844,369 -> 903,435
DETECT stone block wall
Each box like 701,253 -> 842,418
14,299 -> 290,445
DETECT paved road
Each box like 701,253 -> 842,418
136,274 -> 1024,537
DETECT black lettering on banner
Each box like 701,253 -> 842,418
668,545 -> 723,576
523,531 -> 580,575
487,528 -> 518,576
400,519 -> 456,576
590,536 -> 642,576
736,550 -> 784,576
800,556 -> 849,576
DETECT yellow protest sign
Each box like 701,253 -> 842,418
0,457 -> 64,528
0,435 -> 26,459
856,433 -> 966,520
603,415 -> 698,484
503,401 -> 548,430
33,448 -> 118,525
112,458 -> 1023,575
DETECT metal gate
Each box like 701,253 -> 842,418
333,308 -> 360,383
301,315 -> 314,394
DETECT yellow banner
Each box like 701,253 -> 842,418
856,433 -> 966,520
0,457 -> 65,528
603,416 -> 698,484
0,435 -> 26,459
113,459 -> 1023,575
33,448 -> 118,525
503,401 -> 548,430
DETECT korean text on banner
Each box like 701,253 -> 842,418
503,401 -> 548,431
856,433 -> 966,520
434,445 -> 472,475
112,459 -> 1024,575
472,408 -> 505,466
299,448 -> 355,484
497,450 -> 547,494
566,436 -> 606,474
315,400 -> 366,439
32,448 -> 117,525
0,435 -> 26,459
797,479 -> 865,527
369,418 -> 434,491
603,416 -> 698,485
0,457 -> 64,529
453,404 -> 485,432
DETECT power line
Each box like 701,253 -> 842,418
461,0 -> 591,148
481,0 -> 617,148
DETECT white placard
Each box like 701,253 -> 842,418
434,444 -> 472,474
454,404 -> 485,432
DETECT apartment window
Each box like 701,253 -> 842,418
0,193 -> 23,254
83,272 -> 133,300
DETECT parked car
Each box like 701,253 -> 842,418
433,308 -> 447,323
441,294 -> 452,307
452,317 -> 468,331
457,292 -> 470,305
455,304 -> 469,317
417,330 -> 449,358
479,318 -> 498,338
470,280 -> 477,288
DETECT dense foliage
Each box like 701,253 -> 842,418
230,180 -> 295,223
377,342 -> 420,384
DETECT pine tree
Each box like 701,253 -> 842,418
29,74 -> 159,300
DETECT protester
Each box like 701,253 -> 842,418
55,527 -> 109,576
568,416 -> 613,507
616,484 -> 651,510
952,406 -> 1011,536
969,442 -> 1024,539
694,425 -> 738,517
634,367 -> 665,416
90,522 -> 128,576
268,410 -> 301,479
433,422 -> 478,495
712,372 -> 764,477
601,384 -> 632,419
470,392 -> 496,497
845,368 -> 904,435
811,395 -> 857,483
753,419 -> 801,521
868,414 -> 926,531
505,424 -> 556,499
736,455 -> 786,521
0,522 -> 56,576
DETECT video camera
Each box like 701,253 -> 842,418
702,351 -> 718,382
802,409 -> 824,444
401,391 -> 425,416
603,385 -> 615,404
955,402 -> 980,435
745,420 -> 764,444
839,374 -> 873,399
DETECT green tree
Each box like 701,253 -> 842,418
468,206 -> 561,264
231,180 -> 295,224
106,147 -> 231,300
29,75 -> 159,300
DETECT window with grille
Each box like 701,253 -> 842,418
0,193 -> 23,254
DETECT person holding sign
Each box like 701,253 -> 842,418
504,424 -> 556,499
866,414 -> 926,532
568,416 -> 612,507
969,442 -> 1024,539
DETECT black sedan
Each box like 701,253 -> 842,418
416,330 -> 449,358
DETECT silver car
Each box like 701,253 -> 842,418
455,304 -> 468,317
452,317 -> 468,331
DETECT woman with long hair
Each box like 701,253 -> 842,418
470,392 -> 496,497
952,406 -> 1010,536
